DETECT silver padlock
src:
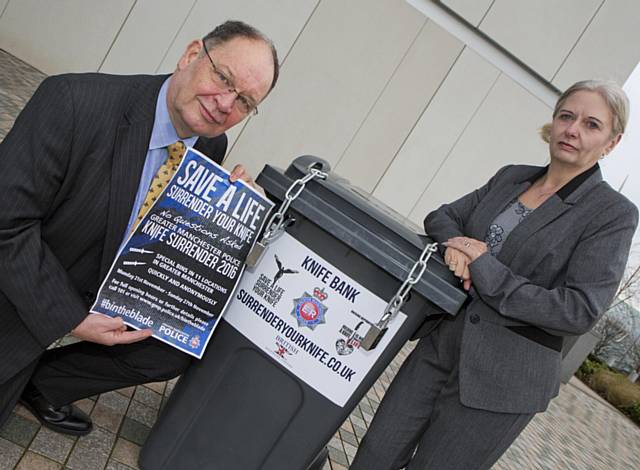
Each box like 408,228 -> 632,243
360,242 -> 438,351
361,305 -> 395,351
245,240 -> 267,268
361,324 -> 389,351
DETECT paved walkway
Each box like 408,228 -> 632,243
2,49 -> 640,469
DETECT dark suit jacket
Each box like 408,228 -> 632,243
425,164 -> 638,413
0,73 -> 227,385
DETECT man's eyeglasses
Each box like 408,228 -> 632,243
202,40 -> 259,116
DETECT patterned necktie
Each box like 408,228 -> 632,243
131,141 -> 186,232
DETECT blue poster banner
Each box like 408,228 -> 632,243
92,147 -> 274,358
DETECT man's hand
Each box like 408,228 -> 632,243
444,247 -> 473,291
71,313 -> 152,345
229,164 -> 265,196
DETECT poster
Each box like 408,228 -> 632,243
92,147 -> 273,358
223,232 -> 406,407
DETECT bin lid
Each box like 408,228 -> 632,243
256,156 -> 466,315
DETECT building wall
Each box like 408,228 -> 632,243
1,0 -> 639,227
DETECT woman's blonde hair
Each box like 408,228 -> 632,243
539,79 -> 629,143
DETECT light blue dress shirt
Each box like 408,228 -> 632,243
120,78 -> 198,247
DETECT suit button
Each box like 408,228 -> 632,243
469,314 -> 480,324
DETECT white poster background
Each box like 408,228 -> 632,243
224,232 -> 406,407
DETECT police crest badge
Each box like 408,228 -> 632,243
291,287 -> 328,330
189,335 -> 201,349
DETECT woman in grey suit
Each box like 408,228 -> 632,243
351,80 -> 638,470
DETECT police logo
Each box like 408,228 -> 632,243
291,288 -> 328,330
189,335 -> 201,349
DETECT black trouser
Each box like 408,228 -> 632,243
29,338 -> 192,407
350,311 -> 534,470
0,359 -> 38,427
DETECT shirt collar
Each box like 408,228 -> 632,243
523,163 -> 601,201
149,78 -> 198,150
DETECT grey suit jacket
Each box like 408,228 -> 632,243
0,74 -> 227,386
424,164 -> 638,413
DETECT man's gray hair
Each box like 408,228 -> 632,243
202,20 -> 279,92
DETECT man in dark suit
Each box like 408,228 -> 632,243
0,20 -> 279,435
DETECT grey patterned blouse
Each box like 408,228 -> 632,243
485,197 -> 534,257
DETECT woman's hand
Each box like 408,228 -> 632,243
444,247 -> 472,291
444,237 -> 488,262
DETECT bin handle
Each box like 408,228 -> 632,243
360,242 -> 438,351
246,162 -> 329,267
378,241 -> 439,328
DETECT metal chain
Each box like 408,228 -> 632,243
260,163 -> 329,244
377,242 -> 438,327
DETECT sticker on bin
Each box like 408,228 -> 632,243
223,232 -> 406,406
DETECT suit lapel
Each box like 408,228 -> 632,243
497,167 -> 603,266
468,181 -> 530,240
99,76 -> 168,279
497,196 -> 571,265
194,134 -> 228,165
